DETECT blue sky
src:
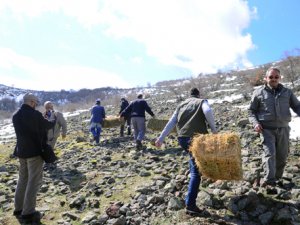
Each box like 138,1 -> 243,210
0,0 -> 299,91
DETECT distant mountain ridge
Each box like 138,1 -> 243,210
1,56 -> 299,115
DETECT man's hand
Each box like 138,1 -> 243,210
254,124 -> 263,133
155,139 -> 163,148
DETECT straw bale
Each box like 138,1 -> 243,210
102,116 -> 122,128
147,118 -> 176,133
189,132 -> 242,181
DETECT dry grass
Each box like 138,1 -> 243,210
147,118 -> 176,133
103,116 -> 122,128
190,132 -> 243,181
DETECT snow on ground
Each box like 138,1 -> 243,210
0,109 -> 89,144
1,99 -> 300,143
63,109 -> 89,118
208,94 -> 244,104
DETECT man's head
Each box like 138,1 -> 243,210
44,101 -> 54,111
137,93 -> 143,99
265,67 -> 281,88
190,88 -> 200,97
23,93 -> 39,109
96,99 -> 101,105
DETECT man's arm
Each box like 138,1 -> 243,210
248,92 -> 263,133
57,112 -> 67,136
202,100 -> 217,133
290,92 -> 300,116
156,110 -> 178,147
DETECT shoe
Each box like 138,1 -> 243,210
136,140 -> 143,150
261,181 -> 278,194
261,180 -> 276,188
13,210 -> 22,218
275,180 -> 284,188
21,211 -> 42,223
185,205 -> 210,217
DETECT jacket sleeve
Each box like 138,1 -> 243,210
290,92 -> 300,116
145,102 -> 154,117
202,100 -> 217,133
57,112 -> 67,135
158,110 -> 178,143
121,104 -> 132,117
102,107 -> 106,119
248,91 -> 260,127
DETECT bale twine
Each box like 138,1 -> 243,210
189,132 -> 242,181
102,116 -> 122,128
147,118 -> 176,133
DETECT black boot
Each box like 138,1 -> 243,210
136,140 -> 143,150
120,125 -> 124,137
127,127 -> 131,135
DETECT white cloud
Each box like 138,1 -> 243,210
0,48 -> 131,91
99,0 -> 256,74
0,0 -> 256,75
131,57 -> 142,64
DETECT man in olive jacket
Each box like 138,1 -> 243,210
12,93 -> 54,223
248,67 -> 300,188
155,88 -> 217,216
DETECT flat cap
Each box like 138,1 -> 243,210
23,93 -> 39,103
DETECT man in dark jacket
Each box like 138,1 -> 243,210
119,97 -> 131,137
12,93 -> 54,223
90,99 -> 106,144
155,88 -> 217,216
120,93 -> 155,150
248,67 -> 300,188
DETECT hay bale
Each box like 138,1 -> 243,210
189,132 -> 242,181
147,118 -> 176,133
102,116 -> 122,128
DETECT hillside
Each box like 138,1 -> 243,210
1,63 -> 300,225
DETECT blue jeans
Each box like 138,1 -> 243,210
178,137 -> 201,208
90,122 -> 102,143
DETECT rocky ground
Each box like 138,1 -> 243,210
0,92 -> 300,225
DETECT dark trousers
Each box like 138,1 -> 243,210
178,137 -> 201,207
120,117 -> 131,135
90,122 -> 102,143
261,127 -> 289,183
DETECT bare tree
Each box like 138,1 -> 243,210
281,49 -> 300,88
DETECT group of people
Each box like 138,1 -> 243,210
89,93 -> 155,150
12,66 -> 300,222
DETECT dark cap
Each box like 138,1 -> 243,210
137,93 -> 143,99
190,88 -> 200,97
96,99 -> 101,104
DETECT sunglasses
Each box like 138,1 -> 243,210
267,76 -> 280,79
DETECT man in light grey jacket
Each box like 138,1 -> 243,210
248,67 -> 300,188
44,101 -> 67,148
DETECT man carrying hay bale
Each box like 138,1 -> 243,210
155,87 -> 217,216
120,93 -> 155,150
249,67 -> 300,189
90,99 -> 106,145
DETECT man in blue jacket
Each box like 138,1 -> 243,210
90,99 -> 106,144
120,93 -> 155,150
12,93 -> 55,223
